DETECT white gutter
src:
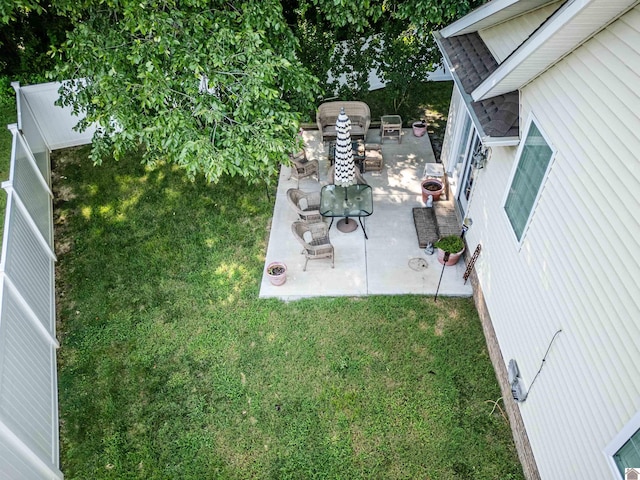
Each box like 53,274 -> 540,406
472,0 -> 640,101
471,0 -> 582,101
440,0 -> 520,38
434,31 -> 521,147
483,135 -> 520,147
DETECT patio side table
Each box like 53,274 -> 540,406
380,115 -> 402,144
319,184 -> 373,239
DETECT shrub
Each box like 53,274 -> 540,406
435,235 -> 464,253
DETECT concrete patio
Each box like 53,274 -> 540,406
259,127 -> 473,300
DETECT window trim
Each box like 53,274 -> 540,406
445,83 -> 471,176
604,410 -> 640,479
502,114 -> 556,246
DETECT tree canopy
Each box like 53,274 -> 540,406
2,0 -> 483,183
54,0 -> 318,183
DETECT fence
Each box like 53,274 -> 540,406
0,82 -> 94,480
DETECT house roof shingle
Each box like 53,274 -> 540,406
440,32 -> 520,138
441,33 -> 498,92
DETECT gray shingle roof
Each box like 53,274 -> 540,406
440,32 -> 519,138
473,93 -> 519,137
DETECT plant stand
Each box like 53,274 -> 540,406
380,115 -> 402,144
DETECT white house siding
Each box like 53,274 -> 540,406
480,1 -> 564,63
477,0 -> 640,100
445,0 -> 563,37
465,5 -> 640,478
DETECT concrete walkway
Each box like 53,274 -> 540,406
259,128 -> 473,300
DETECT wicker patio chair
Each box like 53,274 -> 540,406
288,150 -> 319,186
286,188 -> 323,223
291,221 -> 334,271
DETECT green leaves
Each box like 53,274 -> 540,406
18,0 -> 486,183
395,0 -> 484,30
54,0 -> 319,184
299,0 -> 385,32
0,0 -> 43,24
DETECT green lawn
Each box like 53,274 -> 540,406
362,80 -> 453,161
54,145 -> 524,479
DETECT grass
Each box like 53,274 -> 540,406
358,80 -> 453,161
54,145 -> 524,479
0,81 -> 522,478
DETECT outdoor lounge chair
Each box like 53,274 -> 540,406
287,150 -> 319,186
291,221 -> 334,271
286,188 -> 323,223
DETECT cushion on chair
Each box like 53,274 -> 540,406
298,198 -> 312,211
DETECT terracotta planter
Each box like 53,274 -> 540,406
437,246 -> 465,266
266,262 -> 287,286
421,178 -> 444,202
412,121 -> 427,137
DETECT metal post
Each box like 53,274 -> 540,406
343,186 -> 351,227
434,252 -> 450,302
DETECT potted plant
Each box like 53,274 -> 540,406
266,262 -> 287,286
412,120 -> 427,137
421,178 -> 444,202
434,235 -> 465,266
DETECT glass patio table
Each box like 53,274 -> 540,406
319,184 -> 373,239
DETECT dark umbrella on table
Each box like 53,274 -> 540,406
333,107 -> 358,232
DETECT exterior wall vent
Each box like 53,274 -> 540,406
508,359 -> 528,402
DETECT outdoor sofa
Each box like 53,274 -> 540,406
316,101 -> 371,143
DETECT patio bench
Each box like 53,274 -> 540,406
316,101 -> 371,143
